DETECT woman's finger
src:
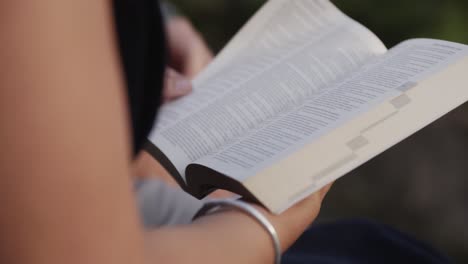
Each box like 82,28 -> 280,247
163,67 -> 193,102
184,40 -> 214,78
319,182 -> 334,199
166,17 -> 214,78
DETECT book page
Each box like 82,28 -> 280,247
191,39 -> 468,212
148,0 -> 387,180
155,0 -> 386,130
197,0 -> 365,83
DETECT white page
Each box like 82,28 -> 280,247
194,39 -> 468,183
155,0 -> 385,130
197,0 -> 359,83
148,0 -> 387,180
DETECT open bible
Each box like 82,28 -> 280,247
146,0 -> 468,213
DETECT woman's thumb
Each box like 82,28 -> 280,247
163,67 -> 193,102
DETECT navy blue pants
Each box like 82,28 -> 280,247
283,219 -> 451,264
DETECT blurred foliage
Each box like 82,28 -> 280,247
333,0 -> 468,47
170,0 -> 468,51
169,0 -> 263,51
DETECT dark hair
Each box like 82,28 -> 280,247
113,0 -> 166,155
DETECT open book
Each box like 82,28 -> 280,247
147,0 -> 468,214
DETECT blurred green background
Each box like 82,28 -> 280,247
170,0 -> 468,51
170,0 -> 468,262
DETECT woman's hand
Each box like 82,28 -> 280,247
166,17 -> 214,78
162,67 -> 192,102
133,15 -> 216,182
134,16 -> 237,197
262,183 -> 333,251
162,16 -> 214,101
147,184 -> 333,263
190,184 -> 332,263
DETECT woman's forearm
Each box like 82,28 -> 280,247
145,210 -> 274,263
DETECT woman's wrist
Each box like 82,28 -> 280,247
192,208 -> 275,263
194,200 -> 281,263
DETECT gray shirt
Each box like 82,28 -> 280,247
135,179 -> 204,228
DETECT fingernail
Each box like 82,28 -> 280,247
175,78 -> 192,92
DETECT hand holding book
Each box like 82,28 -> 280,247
191,182 -> 333,263
146,0 -> 468,214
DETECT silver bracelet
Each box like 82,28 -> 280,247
193,199 -> 281,264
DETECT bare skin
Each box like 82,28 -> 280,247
0,1 -> 332,264
166,17 -> 214,78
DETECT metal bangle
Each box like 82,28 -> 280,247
193,199 -> 281,264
